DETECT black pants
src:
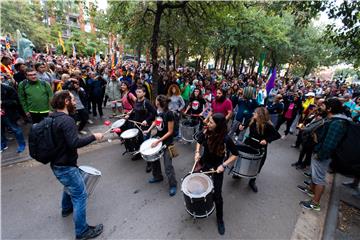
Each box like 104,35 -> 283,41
30,112 -> 48,124
151,149 -> 177,188
91,98 -> 103,117
276,116 -> 295,135
202,164 -> 224,221
213,172 -> 224,221
76,109 -> 89,131
296,146 -> 313,167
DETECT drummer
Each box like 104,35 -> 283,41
194,113 -> 239,235
127,86 -> 157,171
143,95 -> 177,196
236,107 -> 281,192
184,88 -> 206,130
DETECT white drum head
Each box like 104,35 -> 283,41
121,128 -> 139,139
111,119 -> 126,129
140,138 -> 162,156
79,165 -> 102,176
181,173 -> 213,198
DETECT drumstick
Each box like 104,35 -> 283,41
102,128 -> 113,134
201,170 -> 217,174
190,161 -> 197,174
128,119 -> 143,125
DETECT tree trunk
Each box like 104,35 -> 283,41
239,58 -> 244,74
303,66 -> 310,78
232,47 -> 238,76
150,2 -> 164,98
250,58 -> 256,75
220,48 -> 227,70
224,47 -> 233,72
165,38 -> 170,71
136,44 -> 141,63
171,41 -> 176,69
214,49 -> 220,69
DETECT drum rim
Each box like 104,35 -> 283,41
120,128 -> 139,139
185,204 -> 215,218
181,173 -> 213,198
140,138 -> 163,156
79,165 -> 102,176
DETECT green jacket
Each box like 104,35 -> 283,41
18,79 -> 53,113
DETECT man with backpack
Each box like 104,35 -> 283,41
18,68 -> 53,123
47,90 -> 104,239
298,98 -> 350,211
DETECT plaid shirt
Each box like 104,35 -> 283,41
314,115 -> 348,160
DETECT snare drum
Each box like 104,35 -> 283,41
64,165 -> 101,198
120,128 -> 140,152
180,119 -> 199,142
181,173 -> 215,218
139,138 -> 165,162
231,144 -> 263,178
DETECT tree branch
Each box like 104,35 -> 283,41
162,1 -> 188,10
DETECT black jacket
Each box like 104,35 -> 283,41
50,112 -> 95,167
1,84 -> 22,121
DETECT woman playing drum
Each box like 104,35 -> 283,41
237,107 -> 281,192
194,113 -> 239,235
144,95 -> 177,196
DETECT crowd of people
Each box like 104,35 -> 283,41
1,51 -> 360,239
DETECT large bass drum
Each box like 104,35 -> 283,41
231,144 -> 263,178
181,173 -> 215,218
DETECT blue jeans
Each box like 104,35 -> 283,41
51,165 -> 88,237
1,116 -> 25,149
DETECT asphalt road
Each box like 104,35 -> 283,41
2,133 -> 307,239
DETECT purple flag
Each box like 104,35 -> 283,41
266,67 -> 276,94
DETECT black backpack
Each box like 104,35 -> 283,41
300,118 -> 328,147
330,119 -> 360,177
28,116 -> 58,164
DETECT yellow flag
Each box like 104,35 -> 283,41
58,31 -> 66,53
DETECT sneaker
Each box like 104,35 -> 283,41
0,146 -> 8,153
17,144 -> 26,153
87,119 -> 94,124
296,164 -> 306,170
342,181 -> 359,189
281,135 -> 287,140
304,180 -> 311,187
217,220 -> 225,235
249,180 -> 258,193
79,130 -> 88,135
76,224 -> 104,240
61,208 -> 73,217
303,172 -> 312,178
291,162 -> 300,167
169,186 -> 177,196
148,177 -> 164,183
299,200 -> 320,211
297,185 -> 314,197
291,144 -> 299,148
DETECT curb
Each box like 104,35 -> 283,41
291,173 -> 334,240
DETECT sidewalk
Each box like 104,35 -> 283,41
1,107 -> 118,166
